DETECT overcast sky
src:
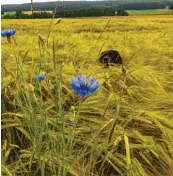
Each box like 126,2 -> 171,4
1,0 -> 79,5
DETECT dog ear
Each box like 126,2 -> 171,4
98,51 -> 107,63
96,50 -> 107,63
100,50 -> 108,57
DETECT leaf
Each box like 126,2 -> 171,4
22,49 -> 30,64
9,144 -> 20,149
16,127 -> 32,141
124,135 -> 131,169
20,154 -> 32,159
2,165 -> 12,176
2,112 -> 23,118
2,140 -> 7,151
115,104 -> 120,114
5,148 -> 12,159
2,124 -> 20,129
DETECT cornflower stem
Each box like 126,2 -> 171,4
70,98 -> 83,154
72,98 -> 83,135
7,36 -> 11,44
75,98 -> 83,121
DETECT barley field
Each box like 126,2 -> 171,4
1,15 -> 173,176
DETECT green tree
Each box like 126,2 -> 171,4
15,10 -> 23,18
169,5 -> 173,12
116,9 -> 129,16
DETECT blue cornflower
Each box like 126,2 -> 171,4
70,75 -> 99,97
1,29 -> 16,37
34,74 -> 46,81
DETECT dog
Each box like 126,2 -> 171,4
98,50 -> 123,66
98,49 -> 126,73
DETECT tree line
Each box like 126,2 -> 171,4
2,8 -> 129,19
2,0 -> 172,13
56,8 -> 129,18
2,3 -> 173,19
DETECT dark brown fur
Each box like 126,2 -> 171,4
98,50 -> 123,67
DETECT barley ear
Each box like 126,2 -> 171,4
38,34 -> 45,44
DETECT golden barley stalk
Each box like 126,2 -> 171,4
54,18 -> 62,26
12,36 -> 18,46
38,34 -> 45,44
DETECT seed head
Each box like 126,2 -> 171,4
54,18 -> 62,26
28,83 -> 34,92
122,65 -> 127,74
38,34 -> 45,44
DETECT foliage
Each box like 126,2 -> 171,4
2,8 -> 125,19
55,8 -> 116,18
116,9 -> 129,16
15,10 -> 23,19
2,0 -> 172,13
127,8 -> 173,15
2,11 -> 53,19
169,5 -> 173,11
1,15 -> 173,176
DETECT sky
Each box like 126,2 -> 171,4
1,0 -> 76,5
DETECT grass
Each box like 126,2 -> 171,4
127,8 -> 173,15
2,11 -> 16,17
1,11 -> 53,17
1,15 -> 173,176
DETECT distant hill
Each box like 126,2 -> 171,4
2,0 -> 173,12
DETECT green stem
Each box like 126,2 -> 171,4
75,98 -> 83,121
108,111 -> 119,143
108,73 -> 126,143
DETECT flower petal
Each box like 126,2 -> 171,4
1,29 -> 16,37
70,75 -> 99,97
88,77 -> 99,93
34,74 -> 46,81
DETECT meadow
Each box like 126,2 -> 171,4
1,15 -> 173,176
127,8 -> 173,15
